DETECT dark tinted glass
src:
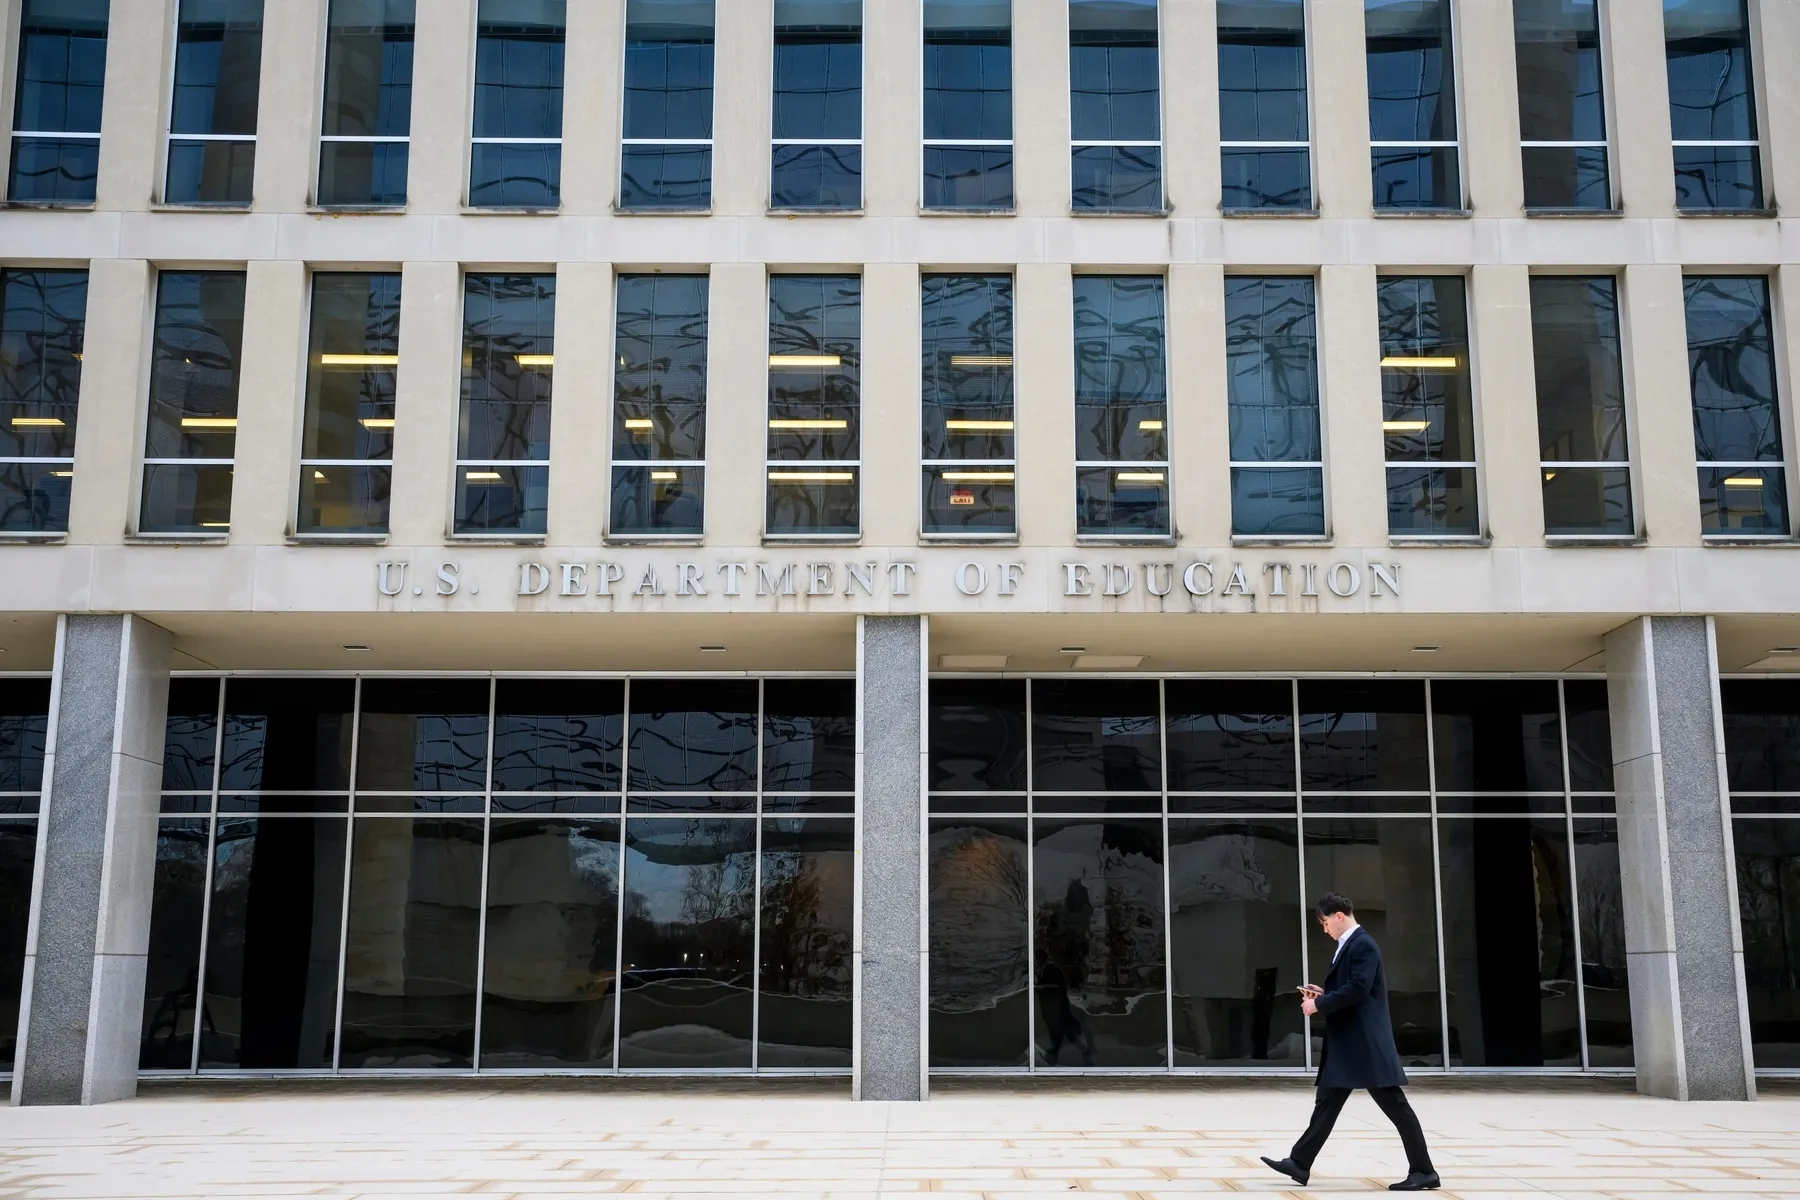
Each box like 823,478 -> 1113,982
1684,276 -> 1785,534
1303,818 -> 1442,1064
1531,276 -> 1631,535
1431,680 -> 1563,792
773,0 -> 861,139
0,819 -> 35,1070
1573,817 -> 1631,1065
7,136 -> 98,203
1069,0 -> 1158,141
321,0 -> 413,135
1220,147 -> 1310,210
491,678 -> 623,792
1227,275 -> 1321,535
610,464 -> 703,535
162,677 -> 220,791
1523,144 -> 1609,210
759,817 -> 854,1066
0,267 -> 85,531
922,145 -> 1012,209
1721,681 -> 1800,793
929,679 -> 1027,791
1733,818 -> 1800,1067
1438,817 -> 1578,1066
770,143 -> 859,209
473,0 -> 564,138
613,274 -> 707,464
923,0 -> 1011,140
1070,145 -> 1160,211
300,272 -> 399,532
921,274 -> 1013,455
762,679 -> 854,791
219,678 -> 354,791
1365,0 -> 1455,142
1562,680 -> 1614,792
1073,275 -> 1167,463
1664,3 -> 1757,135
1299,680 -> 1428,791
1165,679 -> 1294,792
618,817 -> 755,1067
0,678 -> 50,794
458,273 -> 554,533
1033,818 -> 1165,1067
627,678 -> 757,791
198,816 -> 346,1068
170,0 -> 263,135
355,679 -> 490,792
339,816 -> 482,1067
1379,275 -> 1477,535
1371,145 -> 1459,210
139,817 -> 207,1068
1218,0 -> 1307,142
928,817 -> 1028,1066
1514,0 -> 1607,209
142,272 -> 244,529
623,0 -> 714,139
767,275 -> 860,535
1031,679 -> 1160,792
1672,144 -> 1761,211
1168,819 -> 1303,1065
481,818 -> 619,1066
9,0 -> 108,202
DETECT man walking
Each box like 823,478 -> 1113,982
1261,893 -> 1439,1191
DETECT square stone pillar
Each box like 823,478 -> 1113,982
854,614 -> 927,1101
1604,616 -> 1756,1101
12,615 -> 173,1106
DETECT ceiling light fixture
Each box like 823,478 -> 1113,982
941,470 -> 1015,482
181,417 -> 237,428
1383,420 -> 1431,433
312,470 -> 328,481
320,353 -> 399,367
1138,419 -> 1164,431
1769,646 -> 1800,655
650,470 -> 679,481
768,354 -> 841,368
624,417 -> 654,430
359,417 -> 396,429
1723,476 -> 1765,488
1060,646 -> 1087,654
1381,356 -> 1459,369
768,470 -> 854,483
515,354 -> 554,367
341,644 -> 373,652
700,645 -> 727,652
768,418 -> 848,429
944,419 -> 1014,431
9,416 -> 64,427
1411,645 -> 1441,653
949,354 -> 1012,367
465,470 -> 503,481
1115,471 -> 1165,484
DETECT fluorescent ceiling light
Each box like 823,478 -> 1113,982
1138,419 -> 1164,431
1381,356 -> 1459,369
938,654 -> 1009,669
769,418 -> 849,429
1115,471 -> 1165,484
1059,646 -> 1087,654
949,354 -> 1012,367
940,471 -> 1014,482
359,417 -> 396,429
1073,654 -> 1145,670
319,353 -> 399,366
1542,471 -> 1557,482
700,645 -> 727,652
312,470 -> 328,481
1411,645 -> 1441,653
465,470 -> 504,481
9,416 -> 64,427
1383,420 -> 1431,433
341,644 -> 373,652
768,470 -> 855,483
50,470 -> 73,478
624,418 -> 654,430
515,354 -> 554,367
649,470 -> 679,481
945,419 -> 1014,431
181,417 -> 237,428
768,354 -> 841,368
200,521 -> 230,528
1768,647 -> 1799,655
1723,476 -> 1766,488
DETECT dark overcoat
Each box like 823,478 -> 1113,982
1313,927 -> 1409,1090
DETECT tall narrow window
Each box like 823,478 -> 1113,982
621,0 -> 714,211
1514,0 -> 1609,210
1664,0 -> 1763,211
471,0 -> 564,208
1529,276 -> 1632,537
771,0 -> 860,210
1685,276 -> 1786,536
922,274 -> 1013,537
1226,276 -> 1322,537
1378,275 -> 1478,536
923,0 -> 1011,211
1365,0 -> 1459,211
298,273 -> 400,535
317,0 -> 414,207
1217,0 -> 1309,211
165,0 -> 263,205
1069,0 -> 1160,212
457,274 -> 554,535
8,0 -> 107,203
140,271 -> 245,534
612,274 -> 708,538
0,269 -> 85,533
767,275 -> 860,538
1073,275 -> 1169,538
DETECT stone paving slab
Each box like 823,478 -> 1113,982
0,1079 -> 1795,1199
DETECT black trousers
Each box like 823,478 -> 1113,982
1290,1085 -> 1434,1174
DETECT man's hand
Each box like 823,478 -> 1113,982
1301,996 -> 1318,1016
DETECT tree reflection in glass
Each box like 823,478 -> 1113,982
928,818 -> 1029,1067
758,818 -> 853,1066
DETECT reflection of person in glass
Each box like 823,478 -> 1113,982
1262,893 -> 1440,1192
1037,877 -> 1095,1065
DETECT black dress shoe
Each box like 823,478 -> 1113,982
1260,1156 -> 1309,1186
1389,1171 -> 1441,1191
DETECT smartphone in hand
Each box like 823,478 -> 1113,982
1297,984 -> 1323,998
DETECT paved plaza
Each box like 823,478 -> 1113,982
0,1077 -> 1795,1200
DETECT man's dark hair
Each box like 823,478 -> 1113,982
1316,892 -> 1354,918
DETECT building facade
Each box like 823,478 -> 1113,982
0,0 -> 1797,1105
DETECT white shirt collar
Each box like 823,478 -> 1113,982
1331,921 -> 1362,963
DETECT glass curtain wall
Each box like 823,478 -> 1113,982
165,0 -> 263,205
1663,0 -> 1762,211
1073,275 -> 1169,538
1068,0 -> 1160,212
922,0 -> 1012,211
621,0 -> 715,210
8,0 -> 108,203
317,0 -> 414,207
767,275 -> 861,538
927,676 -> 1629,1072
1226,276 -> 1322,537
1378,275 -> 1478,537
140,271 -> 246,534
298,273 -> 400,535
611,274 -> 708,537
921,274 -> 1014,537
1683,276 -> 1787,537
1529,276 -> 1631,538
1216,0 -> 1309,211
457,274 -> 555,536
1722,679 -> 1800,1069
1513,0 -> 1609,210
0,677 -> 48,1073
140,675 -> 855,1073
471,0 -> 565,208
0,268 -> 85,533
770,0 -> 861,210
1364,0 -> 1459,211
